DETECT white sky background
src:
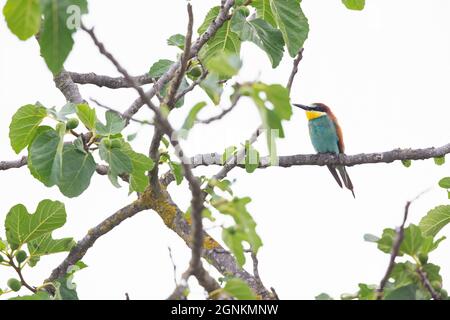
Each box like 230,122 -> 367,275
0,0 -> 449,300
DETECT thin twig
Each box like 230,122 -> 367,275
90,98 -> 152,125
9,259 -> 36,293
416,267 -> 441,300
148,3 -> 194,189
174,69 -> 208,102
376,190 -> 430,299
165,4 -> 194,107
286,48 -> 304,93
197,94 -> 241,125
168,247 -> 178,286
251,252 -> 264,288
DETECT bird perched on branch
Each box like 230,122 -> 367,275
293,103 -> 355,197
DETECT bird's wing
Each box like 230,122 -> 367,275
329,114 -> 345,153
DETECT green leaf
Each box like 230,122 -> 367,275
245,141 -> 260,173
58,144 -> 96,197
438,177 -> 450,189
9,291 -> 51,300
96,111 -> 126,136
167,34 -> 185,50
49,102 -> 77,121
28,233 -> 75,262
198,7 -> 241,65
260,83 -> 292,120
419,205 -> 450,237
205,53 -> 242,79
390,262 -> 416,289
357,283 -> 377,300
213,197 -> 262,264
384,284 -> 417,300
231,13 -> 284,68
169,161 -> 184,185
122,144 -> 154,193
376,228 -> 398,254
315,293 -> 333,300
222,227 -> 246,266
221,146 -> 238,165
99,141 -> 133,188
3,0 -> 41,40
200,73 -> 223,105
28,126 -> 65,187
363,233 -> 380,242
76,103 -> 96,131
342,0 -> 365,11
209,179 -> 234,196
434,156 -> 445,166
223,278 -> 257,300
53,278 -> 78,300
9,104 -> 48,154
148,59 -> 175,78
5,200 -> 66,247
248,83 -> 291,160
39,0 -> 88,74
180,102 -> 207,138
269,0 -> 309,57
400,225 -> 424,256
402,159 -> 412,168
198,6 -> 220,34
251,0 -> 277,27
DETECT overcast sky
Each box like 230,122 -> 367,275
1,0 -> 449,299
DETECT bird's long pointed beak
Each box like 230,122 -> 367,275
293,103 -> 313,111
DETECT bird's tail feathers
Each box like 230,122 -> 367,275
337,166 -> 355,198
327,165 -> 343,188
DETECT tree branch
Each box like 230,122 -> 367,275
68,71 -> 154,88
53,69 -> 84,104
81,18 -> 207,294
186,144 -> 450,169
0,156 -> 27,171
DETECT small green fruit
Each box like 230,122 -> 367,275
0,255 -> 4,263
9,242 -> 19,251
103,138 -> 112,148
418,253 -> 428,265
188,66 -> 202,78
236,6 -> 250,17
16,250 -> 27,264
7,278 -> 21,292
66,118 -> 80,130
110,139 -> 122,149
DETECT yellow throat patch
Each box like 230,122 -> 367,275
305,110 -> 326,120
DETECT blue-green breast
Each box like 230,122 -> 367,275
308,115 -> 340,154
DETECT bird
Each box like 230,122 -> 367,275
293,102 -> 355,197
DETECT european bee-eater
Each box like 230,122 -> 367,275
294,103 -> 355,197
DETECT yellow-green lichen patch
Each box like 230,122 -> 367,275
141,186 -> 178,228
203,235 -> 220,250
